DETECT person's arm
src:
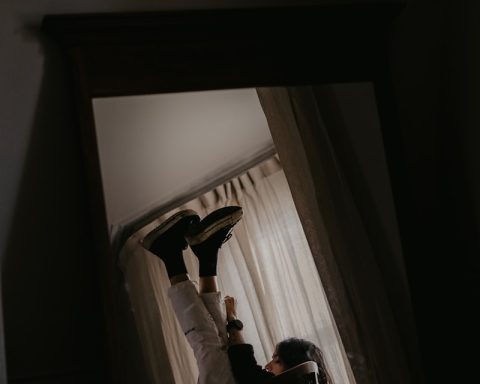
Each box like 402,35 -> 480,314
224,295 -> 245,345
227,326 -> 245,345
224,296 -> 274,384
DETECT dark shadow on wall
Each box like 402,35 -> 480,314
387,1 -> 480,382
1,23 -> 148,384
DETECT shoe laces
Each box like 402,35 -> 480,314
220,226 -> 234,246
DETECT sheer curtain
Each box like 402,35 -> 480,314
257,86 -> 420,384
119,156 -> 354,384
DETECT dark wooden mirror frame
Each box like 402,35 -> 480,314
43,4 -> 409,384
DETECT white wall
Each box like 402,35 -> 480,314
93,89 -> 273,229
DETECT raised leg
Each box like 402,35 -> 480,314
168,280 -> 236,384
187,206 -> 244,348
142,209 -> 236,384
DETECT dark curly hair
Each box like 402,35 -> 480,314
275,338 -> 332,384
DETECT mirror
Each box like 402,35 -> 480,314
44,5 -> 408,384
91,84 -> 383,383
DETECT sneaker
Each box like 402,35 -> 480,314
142,209 -> 200,257
186,206 -> 243,249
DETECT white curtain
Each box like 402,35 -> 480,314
119,156 -> 354,384
257,87 -> 419,384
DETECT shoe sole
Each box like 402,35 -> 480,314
186,207 -> 243,246
142,209 -> 199,250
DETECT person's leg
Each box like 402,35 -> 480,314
187,205 -> 243,278
199,275 -> 218,294
188,206 -> 243,348
200,285 -> 229,347
143,209 -> 199,279
199,275 -> 227,345
167,279 -> 235,384
143,209 -> 235,384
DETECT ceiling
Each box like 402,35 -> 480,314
92,88 -> 274,229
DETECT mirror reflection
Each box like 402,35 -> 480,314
92,87 -> 370,384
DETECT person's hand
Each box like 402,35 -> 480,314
224,295 -> 237,321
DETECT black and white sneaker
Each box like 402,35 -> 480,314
142,209 -> 200,257
186,206 -> 243,250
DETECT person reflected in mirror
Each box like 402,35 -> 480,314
142,206 -> 242,384
142,205 -> 332,384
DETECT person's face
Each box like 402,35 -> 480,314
265,350 -> 286,376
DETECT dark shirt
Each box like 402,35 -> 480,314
228,344 -> 275,384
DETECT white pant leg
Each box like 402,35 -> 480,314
168,280 -> 235,384
200,292 -> 229,347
